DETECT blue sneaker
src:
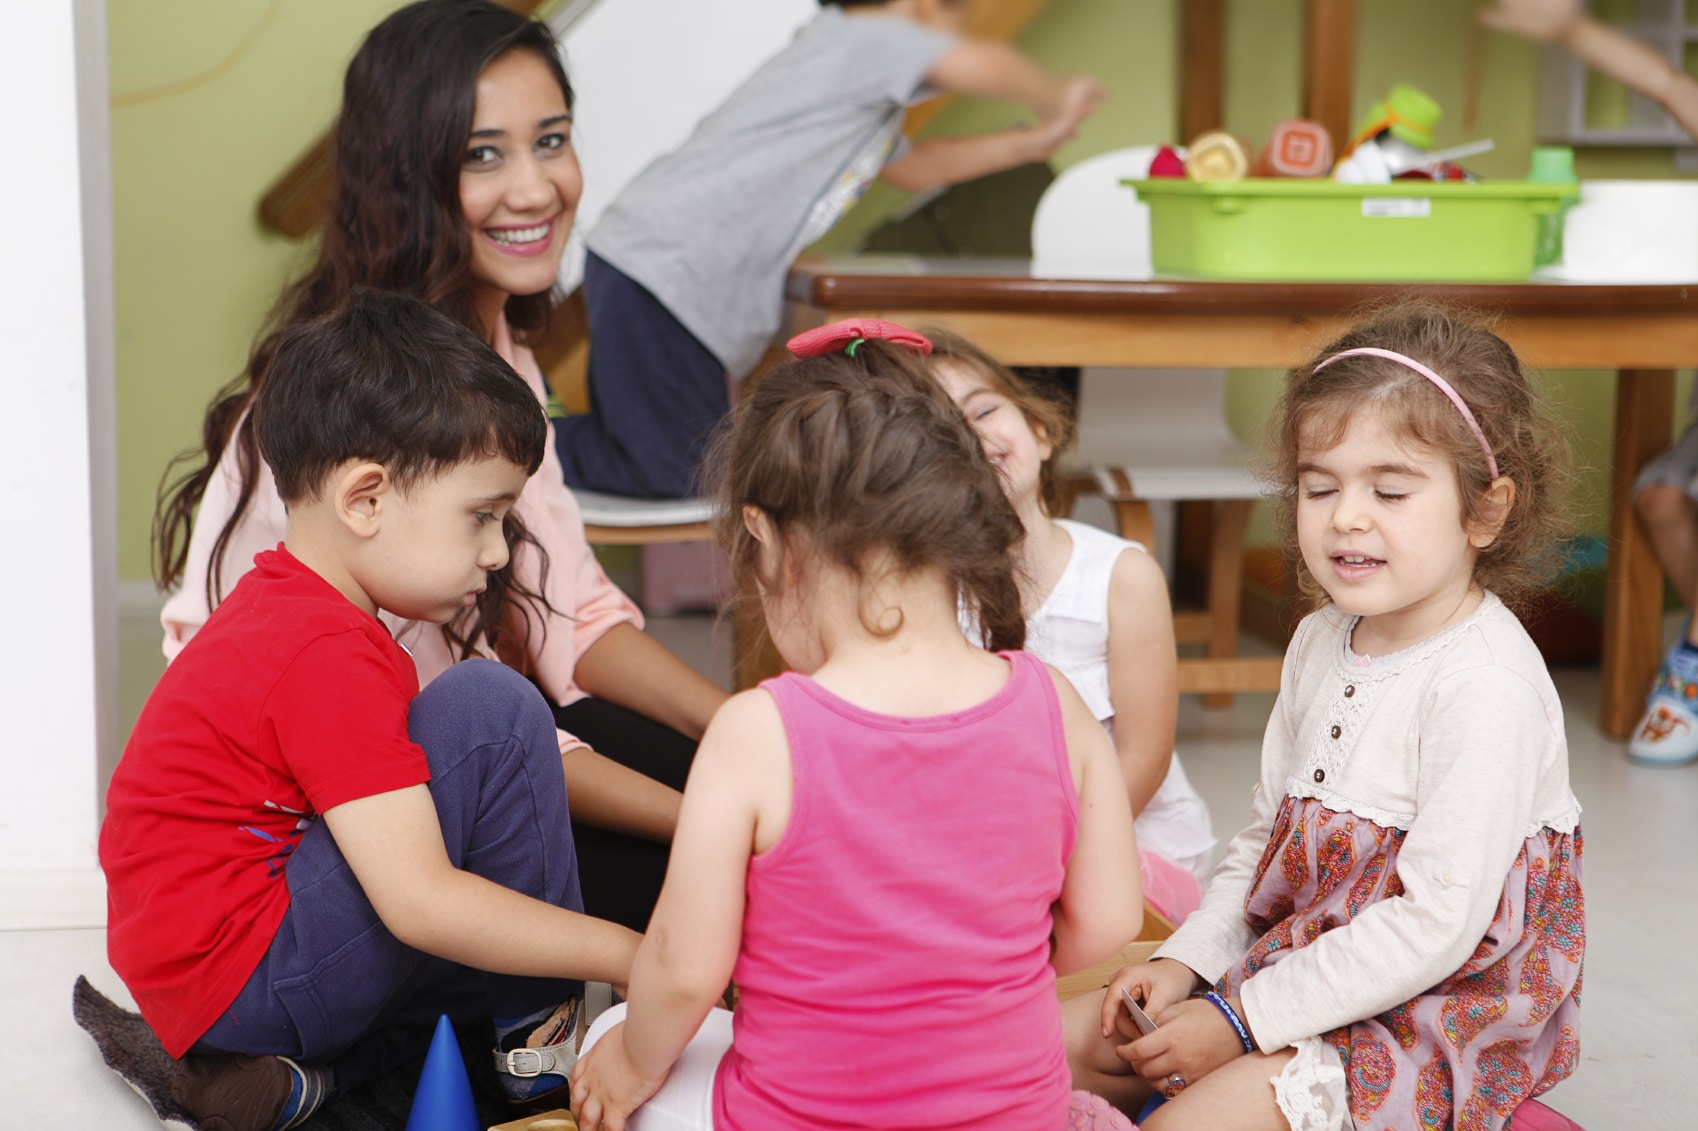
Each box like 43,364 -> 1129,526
1629,633 -> 1698,766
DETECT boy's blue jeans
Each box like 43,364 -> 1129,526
194,660 -> 582,1094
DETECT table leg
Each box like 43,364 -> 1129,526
1599,368 -> 1676,739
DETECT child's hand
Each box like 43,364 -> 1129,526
1098,957 -> 1198,1041
570,1022 -> 667,1131
1116,994 -> 1250,1091
1477,0 -> 1581,42
1023,75 -> 1105,162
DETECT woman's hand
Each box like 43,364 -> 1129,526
1116,994 -> 1251,1091
1477,0 -> 1582,43
1098,957 -> 1199,1041
570,1022 -> 667,1131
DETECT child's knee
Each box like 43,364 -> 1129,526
411,659 -> 555,755
1637,482 -> 1695,529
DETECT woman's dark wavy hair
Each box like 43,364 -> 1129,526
709,339 -> 1027,654
153,0 -> 572,634
255,289 -> 549,655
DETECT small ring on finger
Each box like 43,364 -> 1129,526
1163,1073 -> 1188,1098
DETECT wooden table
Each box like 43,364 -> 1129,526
786,256 -> 1697,739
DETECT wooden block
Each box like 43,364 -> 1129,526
486,1109 -> 578,1131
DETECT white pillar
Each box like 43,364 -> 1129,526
0,0 -> 116,928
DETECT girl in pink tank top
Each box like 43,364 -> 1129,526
570,322 -> 1144,1131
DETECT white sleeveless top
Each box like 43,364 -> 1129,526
1027,520 -> 1217,882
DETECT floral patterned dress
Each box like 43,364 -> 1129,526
1219,797 -> 1584,1131
1155,596 -> 1585,1131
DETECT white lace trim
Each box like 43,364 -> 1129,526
1284,781 -> 1583,840
1286,780 -> 1416,830
1534,797 -> 1583,837
1271,1035 -> 1348,1131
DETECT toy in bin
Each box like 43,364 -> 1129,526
1254,120 -> 1333,178
1344,83 -> 1441,154
1185,131 -> 1251,182
1149,145 -> 1186,178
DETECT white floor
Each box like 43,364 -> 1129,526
8,612 -> 1695,1128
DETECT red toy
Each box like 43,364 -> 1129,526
1148,145 -> 1186,178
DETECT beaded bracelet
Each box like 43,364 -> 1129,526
1200,991 -> 1256,1054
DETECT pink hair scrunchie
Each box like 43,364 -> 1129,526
787,318 -> 933,359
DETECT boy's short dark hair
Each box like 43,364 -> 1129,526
254,289 -> 548,504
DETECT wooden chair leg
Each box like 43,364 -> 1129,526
1110,497 -> 1156,551
1202,499 -> 1255,708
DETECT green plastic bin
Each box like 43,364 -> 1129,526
1127,178 -> 1576,281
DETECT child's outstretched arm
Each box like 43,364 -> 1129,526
1048,666 -> 1142,975
1480,0 -> 1698,139
570,688 -> 785,1130
880,42 -> 1103,192
323,786 -> 640,984
1106,546 -> 1179,816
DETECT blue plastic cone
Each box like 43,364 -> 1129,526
404,1013 -> 480,1131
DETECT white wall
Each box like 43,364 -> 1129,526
0,0 -> 117,927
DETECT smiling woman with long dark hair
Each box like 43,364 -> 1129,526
154,0 -> 726,938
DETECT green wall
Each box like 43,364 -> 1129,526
111,0 -> 404,582
111,0 -> 1692,583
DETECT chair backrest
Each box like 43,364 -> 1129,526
1030,145 -> 1163,280
1070,368 -> 1263,501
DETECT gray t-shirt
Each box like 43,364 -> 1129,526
585,9 -> 953,376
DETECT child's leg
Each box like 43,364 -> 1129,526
1062,990 -> 1155,1114
1628,432 -> 1698,763
1633,423 -> 1698,609
1138,850 -> 1204,925
1139,1048 -> 1295,1131
578,1002 -> 734,1130
552,251 -> 730,499
1636,483 -> 1698,610
188,661 -> 580,1102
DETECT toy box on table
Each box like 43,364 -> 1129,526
1129,178 -> 1575,281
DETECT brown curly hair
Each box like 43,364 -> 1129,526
1265,301 -> 1571,612
922,327 -> 1079,515
709,338 -> 1027,654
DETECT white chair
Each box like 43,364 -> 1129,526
572,489 -> 715,545
1064,369 -> 1280,705
1030,144 -> 1161,281
1032,148 -> 1281,704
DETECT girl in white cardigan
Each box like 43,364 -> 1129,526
1078,303 -> 1584,1131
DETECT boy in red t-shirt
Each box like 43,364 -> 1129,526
101,290 -> 641,1131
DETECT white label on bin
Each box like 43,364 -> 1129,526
1362,198 -> 1431,218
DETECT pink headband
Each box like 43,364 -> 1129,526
1312,347 -> 1499,479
